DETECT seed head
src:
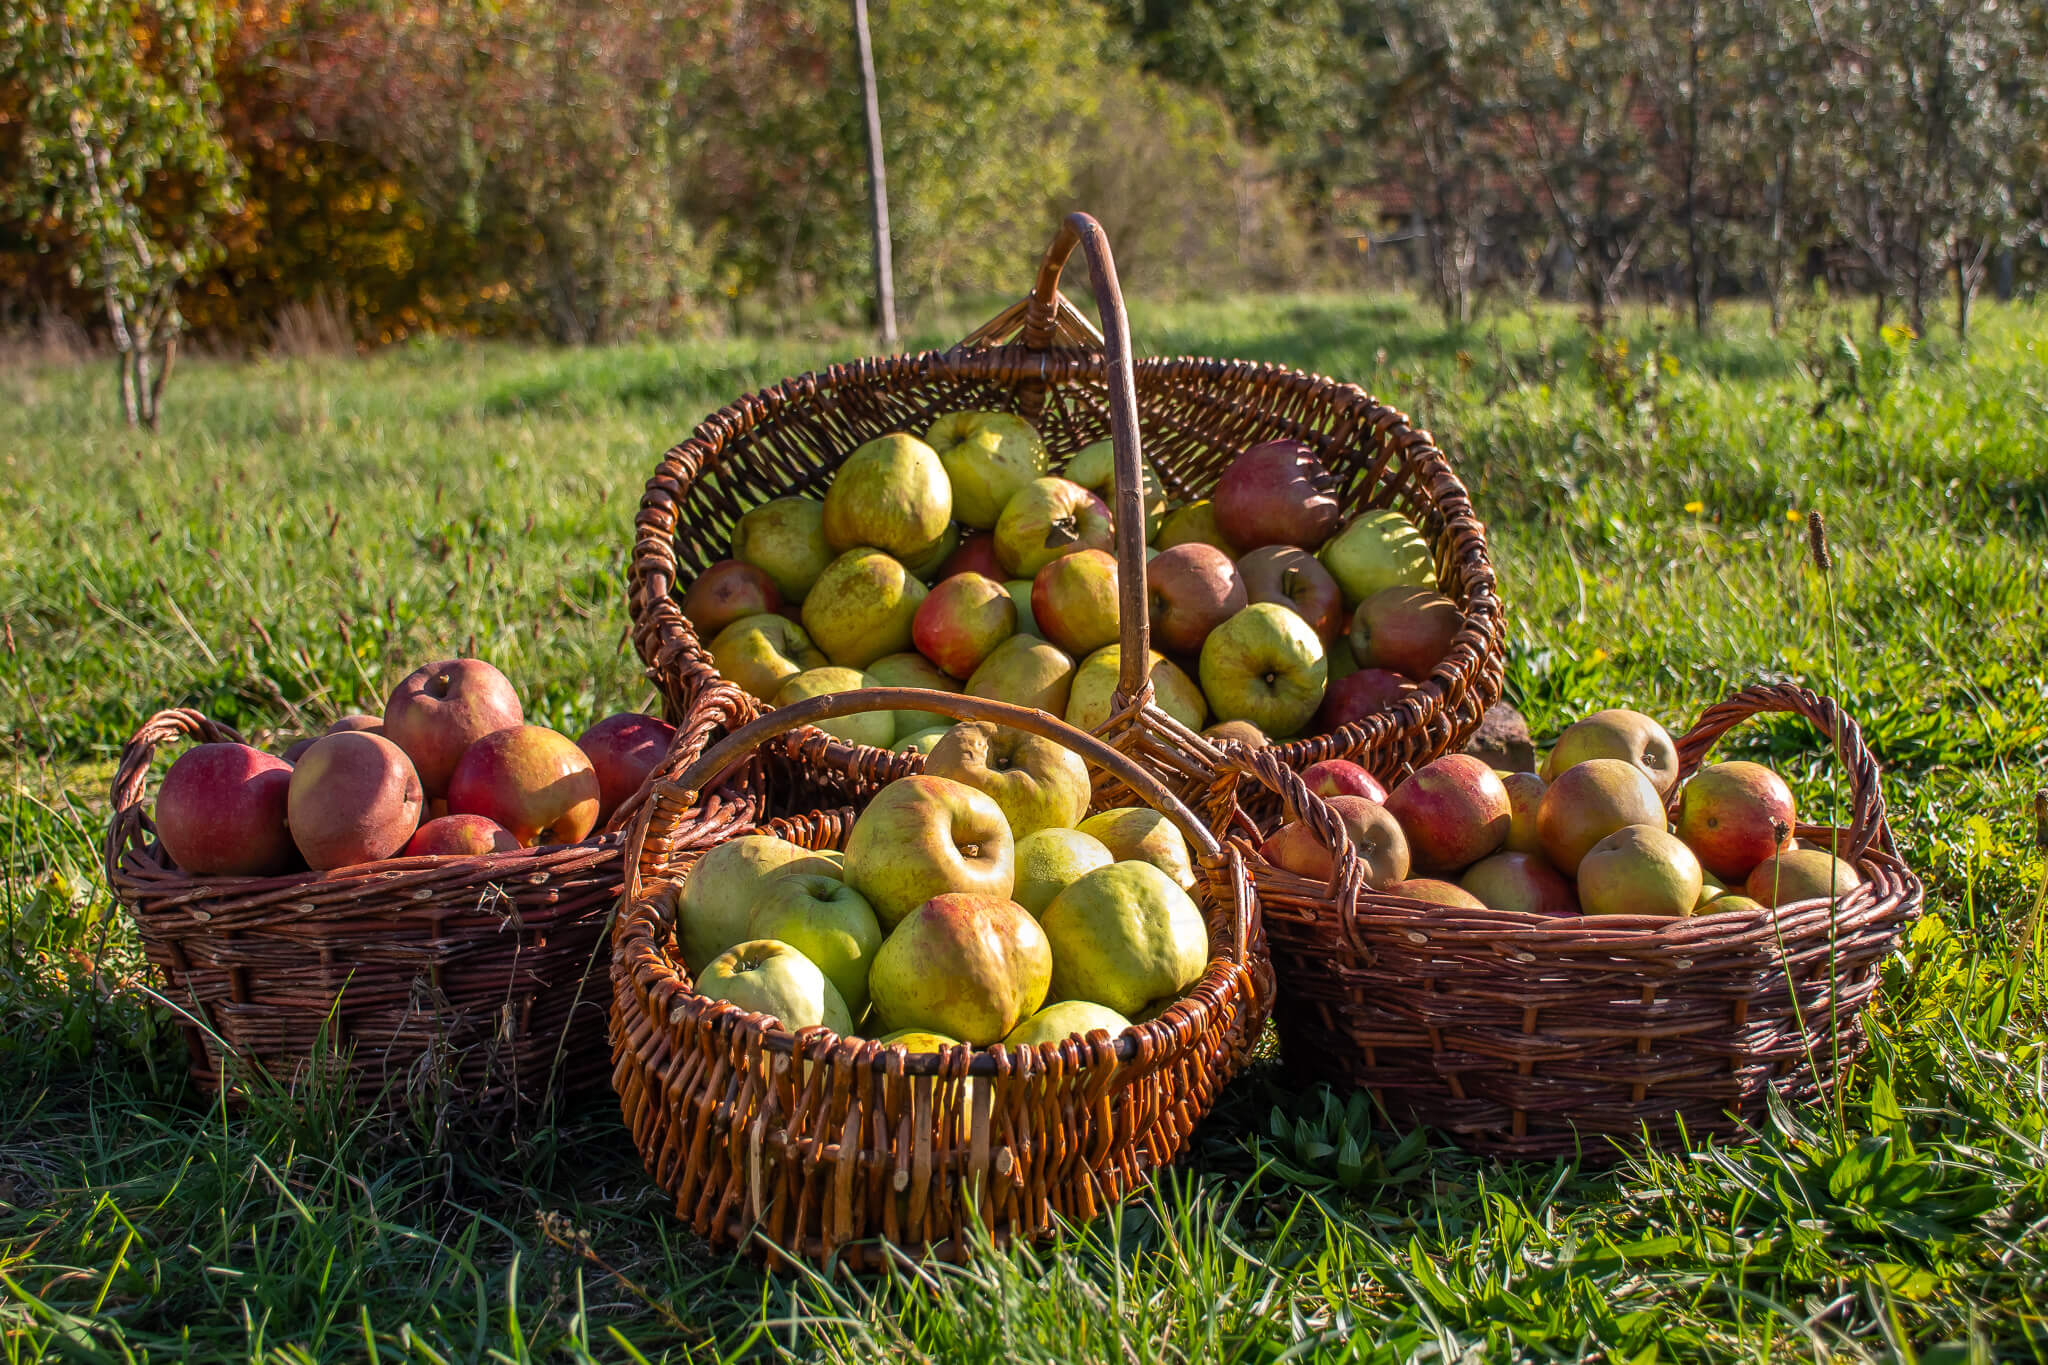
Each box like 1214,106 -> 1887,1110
1806,511 -> 1833,572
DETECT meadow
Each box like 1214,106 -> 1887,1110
3,290 -> 2045,1361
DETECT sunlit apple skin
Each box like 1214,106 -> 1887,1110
842,775 -> 1016,928
1066,646 -> 1206,735
821,432 -> 952,559
288,732 -> 424,870
731,495 -> 832,602
1213,439 -> 1342,551
912,571 -> 1017,679
1147,543 -> 1246,657
698,938 -> 854,1036
1003,999 -> 1131,1050
576,712 -> 677,828
1387,878 -> 1487,909
1744,848 -> 1863,907
864,651 -> 961,739
937,532 -> 1005,583
747,873 -> 884,1017
1011,828 -> 1115,918
1063,440 -> 1167,541
1460,851 -> 1577,917
680,559 -> 784,639
802,548 -> 927,669
446,725 -> 601,848
156,743 -> 297,876
1031,549 -> 1121,658
382,658 -> 524,799
1500,771 -> 1547,855
1301,759 -> 1387,805
1384,754 -> 1511,874
993,478 -> 1114,578
404,814 -> 519,858
1578,825 -> 1703,917
965,635 -> 1077,715
1319,509 -> 1437,607
1041,861 -> 1209,1017
774,667 -> 894,749
1156,500 -> 1237,555
925,412 -> 1049,530
1674,761 -> 1797,882
1315,668 -> 1416,734
1076,807 -> 1197,890
1239,546 -> 1346,642
1349,587 -> 1462,681
1544,709 -> 1681,797
676,835 -> 820,972
868,892 -> 1051,1045
1535,758 -> 1665,877
1198,602 -> 1328,740
708,613 -> 827,699
923,720 -> 1092,839
1259,795 -> 1410,888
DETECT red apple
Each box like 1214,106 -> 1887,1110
284,713 -> 383,764
1316,668 -> 1416,734
1501,771 -> 1546,855
1213,440 -> 1342,551
912,571 -> 1018,679
1674,761 -> 1798,882
1030,549 -> 1120,659
1301,759 -> 1387,804
681,559 -> 783,637
447,725 -> 602,847
155,743 -> 297,877
1349,587 -> 1462,680
1259,794 -> 1410,888
1387,877 -> 1487,909
1238,546 -> 1345,642
1459,851 -> 1577,917
1146,543 -> 1246,657
287,732 -> 424,870
383,658 -> 524,798
576,712 -> 679,828
404,814 -> 519,857
1383,753 -> 1511,874
1535,758 -> 1665,877
937,532 -> 1005,583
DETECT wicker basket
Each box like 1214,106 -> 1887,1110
627,212 -> 1504,808
607,686 -> 1274,1270
104,679 -> 762,1121
1225,681 -> 1923,1158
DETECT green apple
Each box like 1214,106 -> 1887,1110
1005,580 -> 1042,636
1156,501 -> 1236,555
1544,708 -> 1681,797
1578,824 -> 1703,918
1041,861 -> 1208,1016
748,873 -> 883,1016
1030,549 -> 1120,658
842,775 -> 1016,927
821,432 -> 952,558
1011,827 -> 1114,917
926,412 -> 1049,529
801,548 -> 926,668
1076,807 -> 1197,890
1066,645 -> 1207,735
876,1027 -> 961,1052
697,938 -> 853,1034
994,477 -> 1114,578
1199,602 -> 1328,739
868,892 -> 1051,1045
893,727 -> 951,756
965,635 -> 1076,714
1325,633 -> 1359,682
677,834 -> 824,971
864,651 -> 961,738
1002,999 -> 1130,1049
731,496 -> 832,602
1744,848 -> 1862,908
781,848 -> 844,878
924,720 -> 1091,837
1063,440 -> 1165,542
708,613 -> 827,699
774,666 -> 893,748
899,521 -> 960,581
1318,509 -> 1436,607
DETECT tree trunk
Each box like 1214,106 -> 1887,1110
1684,0 -> 1708,333
1767,143 -> 1790,335
851,0 -> 897,349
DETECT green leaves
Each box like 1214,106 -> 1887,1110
1251,1086 -> 1431,1194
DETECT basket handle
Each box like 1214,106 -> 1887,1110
604,677 -> 761,836
105,708 -> 249,882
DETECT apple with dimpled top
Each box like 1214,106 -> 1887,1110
993,477 -> 1113,578
698,938 -> 853,1034
868,892 -> 1050,1044
748,873 -> 883,1016
1199,603 -> 1328,740
1239,546 -> 1346,642
1213,440 -> 1342,552
1383,754 -> 1511,873
923,721 -> 1091,838
383,658 -> 524,799
842,776 -> 1015,928
925,412 -> 1048,529
1545,709 -> 1681,796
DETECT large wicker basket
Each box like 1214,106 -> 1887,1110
1227,681 -> 1923,1158
104,679 -> 762,1122
607,686 -> 1274,1270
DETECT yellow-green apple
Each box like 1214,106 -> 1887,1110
284,713 -> 382,763
288,732 -> 424,870
801,548 -> 926,668
966,635 -> 1076,714
894,727 -> 950,755
1213,439 -> 1341,551
1578,825 -> 1702,917
1011,827 -> 1115,917
877,1027 -> 960,1051
382,658 -> 523,798
900,523 -> 960,581
575,712 -> 677,827
1003,999 -> 1130,1049
709,613 -> 827,698
911,571 -> 1016,678
446,725 -> 600,848
1705,892 -> 1766,915
924,721 -> 1090,837
698,938 -> 853,1034
1004,580 -> 1041,636
748,874 -> 883,1016
1383,754 -> 1511,873
732,495 -> 833,601
1674,761 -> 1797,881
1302,759 -> 1387,804
1041,862 -> 1208,1016
1744,848 -> 1862,907
1318,509 -> 1436,607
1388,878 -> 1487,908
1349,587 -> 1462,680
926,412 -> 1049,529
1156,500 -> 1236,555
1500,771 -> 1546,855
676,834 -> 821,971
821,432 -> 952,558
868,892 -> 1050,1044
774,667 -> 893,748
1147,543 -> 1246,656
1199,602 -> 1328,739
938,531 -> 1005,582
1031,549 -> 1120,657
1544,709 -> 1681,796
1326,633 -> 1360,681
1063,440 -> 1165,541
1315,667 -> 1415,734
680,559 -> 783,637
1067,646 -> 1207,734
993,477 -> 1113,577
156,743 -> 297,876
1202,720 -> 1268,748
843,775 -> 1016,927
1076,808 -> 1196,890
1239,546 -> 1345,642
1259,795 -> 1410,888
864,651 -> 960,737
404,813 -> 518,857
1460,851 -> 1577,917
1694,868 -> 1726,910
1535,758 -> 1665,876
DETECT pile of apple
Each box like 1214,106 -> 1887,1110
674,718 -> 1209,1051
1259,708 -> 1864,918
683,411 -> 1456,751
152,657 -> 677,877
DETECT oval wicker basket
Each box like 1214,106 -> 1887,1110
628,213 -> 1504,809
104,678 -> 762,1122
1223,681 -> 1923,1158
607,686 -> 1274,1271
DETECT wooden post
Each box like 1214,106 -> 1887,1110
851,0 -> 897,348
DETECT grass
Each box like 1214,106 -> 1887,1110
4,288 -> 2047,1361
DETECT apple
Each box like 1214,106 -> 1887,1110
1744,848 -> 1862,907
1003,999 -> 1131,1050
748,873 -> 884,1016
680,559 -> 784,638
1326,633 -> 1360,682
1156,500 -> 1237,555
843,775 -> 1016,927
576,712 -> 678,828
1674,761 -> 1797,881
1578,825 -> 1703,917
1041,861 -> 1209,1016
404,813 -> 519,858
676,835 -> 822,970
1535,758 -> 1665,877
801,548 -> 927,668
698,938 -> 854,1035
938,532 -> 1005,582
708,613 -> 827,699
1011,827 -> 1115,917
900,523 -> 960,581
1704,892 -> 1766,915
993,477 -> 1113,578
732,495 -> 833,602
1383,754 -> 1511,873
155,743 -> 297,876
288,732 -> 424,870
1315,668 -> 1415,734
821,432 -> 952,558
1062,440 -> 1166,542
1076,807 -> 1196,890
446,725 -> 601,848
1318,509 -> 1436,607
1302,759 -> 1387,804
863,651 -> 961,738
877,1027 -> 960,1051
1213,440 -> 1341,552
1695,868 -> 1727,909
868,892 -> 1051,1044
910,571 -> 1019,681
1238,546 -> 1346,642
965,635 -> 1077,715
926,412 -> 1049,529
1067,645 -> 1207,735
1031,549 -> 1120,658
1003,580 -> 1042,636
924,720 -> 1091,838
1459,851 -> 1577,917
1545,709 -> 1681,796
382,658 -> 523,799
894,728 -> 949,755
1387,878 -> 1487,909
286,713 -> 384,764
1349,587 -> 1462,681
1259,795 -> 1409,888
1146,543 -> 1246,656
1202,720 -> 1268,749
773,667 -> 894,748
1199,603 -> 1328,739
1500,771 -> 1546,855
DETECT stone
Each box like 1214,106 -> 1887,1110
1463,701 -> 1536,773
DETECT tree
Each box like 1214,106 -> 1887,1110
2,0 -> 241,427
